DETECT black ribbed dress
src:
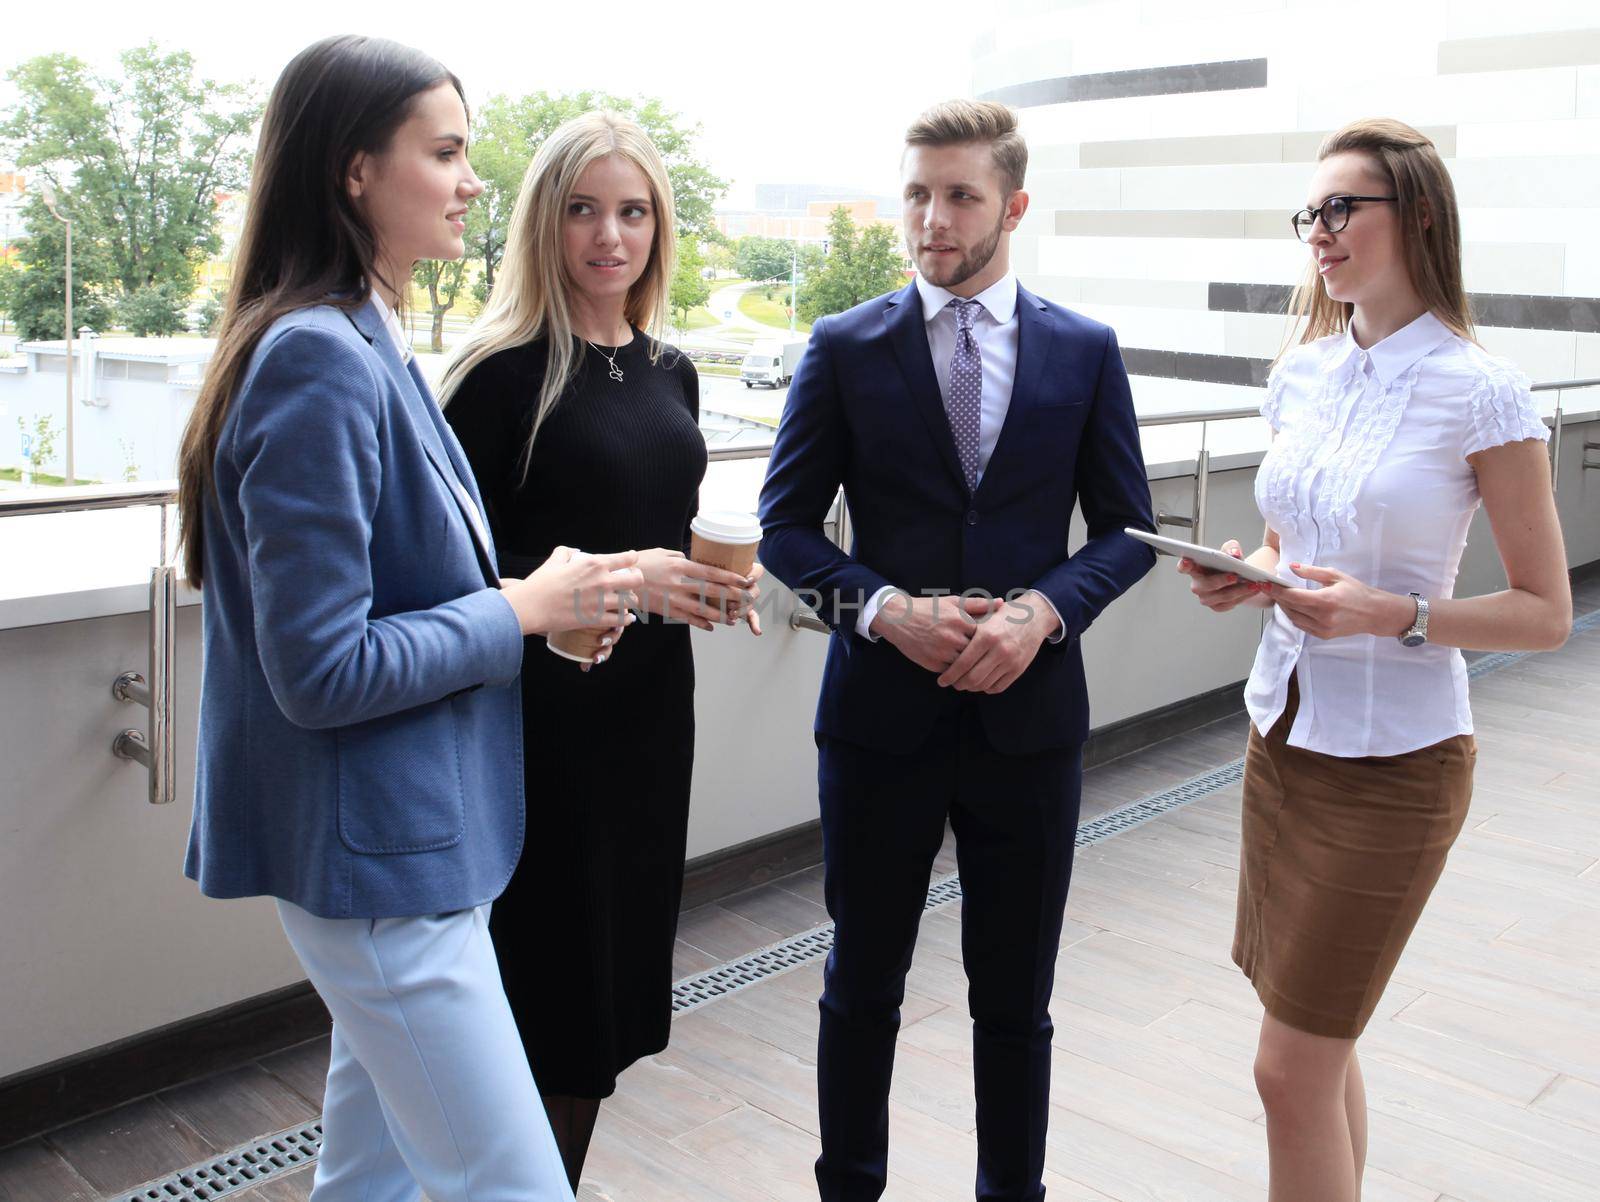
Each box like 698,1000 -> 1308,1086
444,330 -> 706,1099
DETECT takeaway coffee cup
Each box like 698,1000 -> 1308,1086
689,510 -> 763,577
545,550 -> 630,665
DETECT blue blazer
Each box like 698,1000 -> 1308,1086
184,297 -> 526,919
758,281 -> 1156,755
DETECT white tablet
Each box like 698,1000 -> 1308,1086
1124,528 -> 1300,587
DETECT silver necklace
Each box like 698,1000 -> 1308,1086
584,337 -> 626,383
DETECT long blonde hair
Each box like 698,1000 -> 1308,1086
438,111 -> 676,471
1282,118 -> 1473,355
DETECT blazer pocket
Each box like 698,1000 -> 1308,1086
1035,392 -> 1090,409
336,703 -> 467,854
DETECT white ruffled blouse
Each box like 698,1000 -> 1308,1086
1245,310 -> 1548,758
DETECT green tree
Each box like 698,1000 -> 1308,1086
735,236 -> 794,284
0,254 -> 17,333
116,281 -> 189,336
414,258 -> 470,354
669,239 -> 711,331
466,90 -> 728,299
2,44 -> 260,305
798,207 -> 907,322
7,196 -> 115,343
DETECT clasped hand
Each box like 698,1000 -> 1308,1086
872,592 -> 1059,695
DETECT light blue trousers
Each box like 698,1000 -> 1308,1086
276,901 -> 574,1202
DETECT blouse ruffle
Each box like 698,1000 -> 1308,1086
1462,353 -> 1548,458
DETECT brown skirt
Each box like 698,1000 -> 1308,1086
1233,678 -> 1476,1038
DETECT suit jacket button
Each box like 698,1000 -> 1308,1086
966,510 -> 979,526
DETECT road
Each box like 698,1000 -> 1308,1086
705,281 -> 774,336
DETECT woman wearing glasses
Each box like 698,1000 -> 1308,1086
1178,118 -> 1570,1202
439,111 -> 761,1190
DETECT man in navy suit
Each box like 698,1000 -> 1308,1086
758,100 -> 1157,1201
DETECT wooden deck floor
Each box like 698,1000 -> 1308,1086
5,584 -> 1596,1202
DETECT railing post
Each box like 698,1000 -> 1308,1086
1157,420 -> 1212,543
111,502 -> 176,804
1551,389 -> 1564,495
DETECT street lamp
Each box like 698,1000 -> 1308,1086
37,181 -> 75,485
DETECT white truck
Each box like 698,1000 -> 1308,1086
740,338 -> 807,388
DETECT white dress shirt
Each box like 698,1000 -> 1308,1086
1246,310 -> 1548,757
857,272 -> 1062,642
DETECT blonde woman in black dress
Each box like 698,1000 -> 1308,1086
439,111 -> 761,1190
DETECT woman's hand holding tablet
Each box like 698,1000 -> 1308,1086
1126,528 -> 1301,587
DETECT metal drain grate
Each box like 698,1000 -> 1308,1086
118,1122 -> 321,1202
668,604 -> 1600,1016
129,603 -> 1599,1192
668,759 -> 1249,1017
671,924 -> 836,1012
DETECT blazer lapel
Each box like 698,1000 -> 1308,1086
885,283 -> 966,492
978,286 -> 1055,497
343,299 -> 501,584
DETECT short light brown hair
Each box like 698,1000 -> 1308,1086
905,99 -> 1028,194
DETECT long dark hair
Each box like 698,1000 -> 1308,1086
177,35 -> 464,586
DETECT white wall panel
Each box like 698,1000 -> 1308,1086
1574,332 -> 1600,381
1451,156 -> 1600,208
1445,0 -> 1600,39
1025,166 -> 1124,208
1038,234 -> 1305,283
1225,311 -> 1303,359
1068,303 -> 1229,353
1578,66 -> 1600,116
1117,162 -> 1320,210
1476,328 -> 1579,384
1297,68 -> 1577,128
1458,209 -> 1600,247
1019,85 -> 1301,143
1461,242 -> 1568,294
1457,118 -> 1600,158
1564,240 -> 1600,298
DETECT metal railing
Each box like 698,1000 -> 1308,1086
0,481 -> 178,804
2,377 -> 1596,768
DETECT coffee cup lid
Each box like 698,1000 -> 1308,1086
690,510 -> 762,544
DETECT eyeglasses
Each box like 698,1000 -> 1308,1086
1291,195 -> 1397,242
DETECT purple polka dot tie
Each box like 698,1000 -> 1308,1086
947,298 -> 982,491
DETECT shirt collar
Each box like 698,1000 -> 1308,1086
367,288 -> 414,364
1342,310 -> 1453,388
916,270 -> 1019,327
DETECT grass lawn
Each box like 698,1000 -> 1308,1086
682,308 -> 722,331
738,287 -> 811,334
0,467 -> 98,485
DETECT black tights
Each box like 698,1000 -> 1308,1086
543,1094 -> 602,1192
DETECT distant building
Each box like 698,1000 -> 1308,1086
1,337 -> 211,483
753,183 -> 902,218
0,171 -> 26,263
716,199 -> 905,253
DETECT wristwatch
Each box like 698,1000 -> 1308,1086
1399,592 -> 1429,647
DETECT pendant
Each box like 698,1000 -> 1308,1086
608,362 -> 624,382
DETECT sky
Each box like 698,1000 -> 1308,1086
1,0 -> 977,209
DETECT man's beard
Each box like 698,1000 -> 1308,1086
918,210 -> 1005,289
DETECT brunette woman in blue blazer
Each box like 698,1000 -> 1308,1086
174,36 -> 640,1202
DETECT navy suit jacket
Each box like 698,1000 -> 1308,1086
185,297 -> 527,918
757,281 -> 1156,755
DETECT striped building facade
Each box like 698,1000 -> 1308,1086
974,0 -> 1600,413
